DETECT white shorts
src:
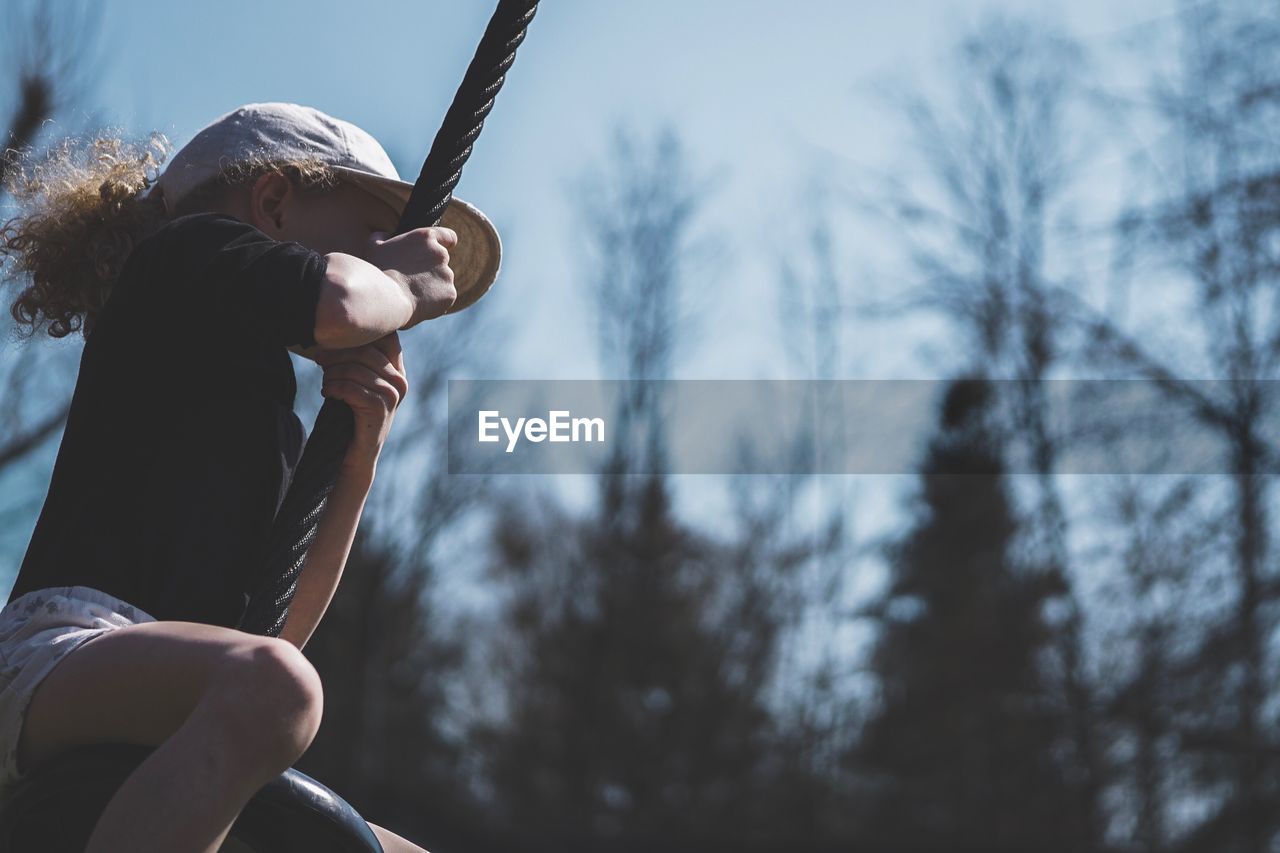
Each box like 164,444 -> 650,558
0,585 -> 156,797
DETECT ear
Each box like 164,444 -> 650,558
247,171 -> 293,236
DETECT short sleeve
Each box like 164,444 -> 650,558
155,213 -> 329,348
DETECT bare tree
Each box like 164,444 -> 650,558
1088,475 -> 1227,851
1063,2 -> 1280,848
773,186 -> 865,837
568,122 -> 723,479
0,0 -> 104,185
0,0 -> 108,575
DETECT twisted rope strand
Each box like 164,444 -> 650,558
399,2 -> 536,232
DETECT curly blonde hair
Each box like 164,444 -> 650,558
1,131 -> 338,340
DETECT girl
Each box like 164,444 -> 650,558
0,102 -> 501,852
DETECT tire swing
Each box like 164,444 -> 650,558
0,3 -> 538,850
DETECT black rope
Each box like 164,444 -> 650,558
238,0 -> 540,637
399,1 -> 538,239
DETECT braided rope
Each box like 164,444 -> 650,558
400,1 -> 538,236
238,0 -> 540,637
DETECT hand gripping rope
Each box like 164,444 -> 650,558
238,0 -> 540,637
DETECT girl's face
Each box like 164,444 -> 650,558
226,171 -> 400,261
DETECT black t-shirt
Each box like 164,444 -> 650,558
9,212 -> 329,629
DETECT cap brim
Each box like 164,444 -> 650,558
330,166 -> 502,314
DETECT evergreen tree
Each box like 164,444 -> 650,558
852,378 -> 1084,851
479,472 -> 810,850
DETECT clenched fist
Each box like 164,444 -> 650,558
365,226 -> 458,328
315,331 -> 408,473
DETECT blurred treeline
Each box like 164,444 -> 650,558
4,1 -> 1280,851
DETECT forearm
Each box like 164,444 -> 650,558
278,461 -> 376,651
312,253 -> 415,350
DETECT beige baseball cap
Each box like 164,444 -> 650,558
142,102 -> 502,313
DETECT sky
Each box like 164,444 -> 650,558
74,0 -> 1174,378
0,0 -> 1177,587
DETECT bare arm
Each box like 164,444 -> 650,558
277,334 -> 408,651
310,254 -> 415,350
301,227 -> 459,354
278,461 -> 374,651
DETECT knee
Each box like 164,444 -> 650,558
212,638 -> 324,764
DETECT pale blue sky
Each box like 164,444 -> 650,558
76,0 -> 1172,377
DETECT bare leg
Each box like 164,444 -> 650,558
84,693 -> 303,853
369,821 -> 432,853
16,621 -> 324,853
